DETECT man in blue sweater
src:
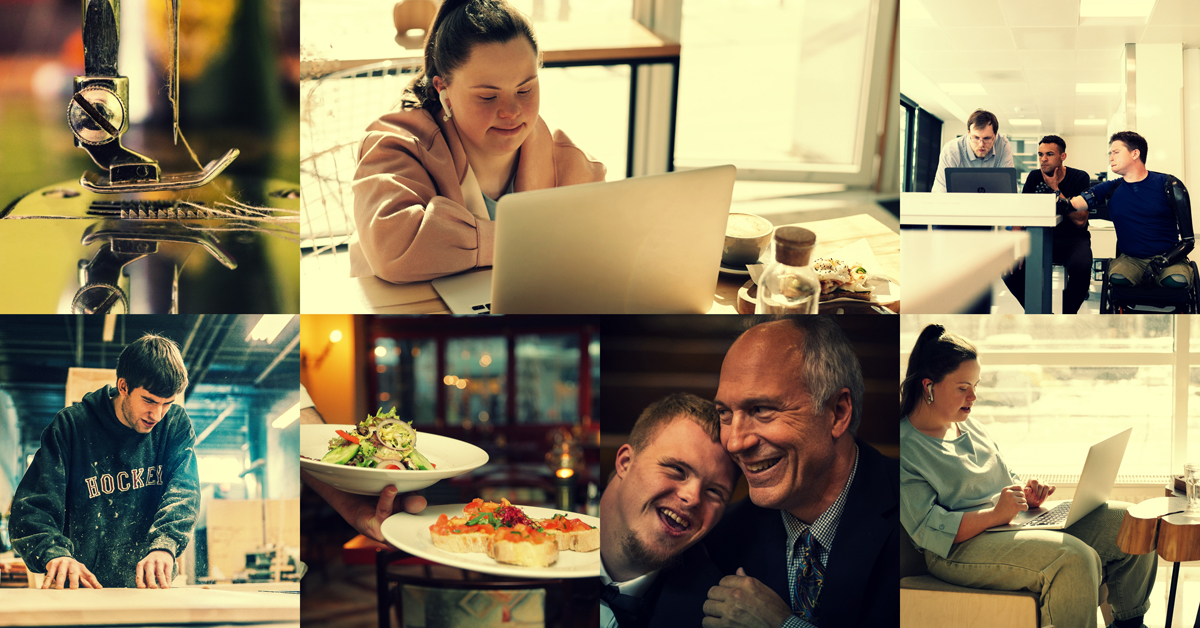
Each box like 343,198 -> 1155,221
11,334 -> 199,589
1058,131 -> 1194,289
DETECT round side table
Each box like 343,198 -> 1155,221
1117,496 -> 1200,628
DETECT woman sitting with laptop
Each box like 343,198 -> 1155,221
900,324 -> 1155,628
350,0 -> 606,283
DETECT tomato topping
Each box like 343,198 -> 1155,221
541,514 -> 594,532
493,523 -> 548,544
429,513 -> 495,535
335,429 -> 360,444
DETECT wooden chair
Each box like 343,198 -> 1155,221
374,547 -> 599,628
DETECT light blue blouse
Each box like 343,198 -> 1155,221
482,177 -> 517,221
900,417 -> 1022,559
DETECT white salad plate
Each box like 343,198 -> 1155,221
300,425 -> 489,495
381,504 -> 601,578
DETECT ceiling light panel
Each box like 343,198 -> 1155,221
1079,0 -> 1156,19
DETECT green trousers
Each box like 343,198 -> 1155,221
924,502 -> 1157,628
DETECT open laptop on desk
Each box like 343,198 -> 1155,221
986,428 -> 1132,532
946,167 -> 1019,194
432,165 -> 737,314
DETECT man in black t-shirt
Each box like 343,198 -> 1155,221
1002,135 -> 1093,313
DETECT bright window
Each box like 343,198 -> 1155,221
902,315 -> 1182,479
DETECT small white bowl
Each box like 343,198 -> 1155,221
300,424 -> 489,495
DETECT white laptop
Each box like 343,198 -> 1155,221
986,428 -> 1132,532
431,165 -> 737,314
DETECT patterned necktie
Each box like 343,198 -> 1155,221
794,528 -> 826,624
601,583 -> 646,628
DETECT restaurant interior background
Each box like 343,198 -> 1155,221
299,314 -> 599,628
0,314 -> 302,588
902,314 -> 1200,628
299,0 -> 903,281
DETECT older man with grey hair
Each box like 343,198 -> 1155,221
702,317 -> 898,628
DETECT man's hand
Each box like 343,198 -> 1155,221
703,568 -> 793,628
1044,165 -> 1065,190
1023,479 -> 1056,510
136,550 -> 175,589
41,556 -> 102,589
354,485 -> 427,543
301,471 -> 427,544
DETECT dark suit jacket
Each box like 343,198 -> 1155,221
640,542 -> 725,628
704,440 -> 900,627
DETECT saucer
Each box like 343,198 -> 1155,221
718,261 -> 752,276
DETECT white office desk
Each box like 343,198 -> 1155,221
901,193 -> 1058,313
903,230 -> 1030,313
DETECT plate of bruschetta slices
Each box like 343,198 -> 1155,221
381,499 -> 600,578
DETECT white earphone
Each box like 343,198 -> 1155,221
439,90 -> 452,122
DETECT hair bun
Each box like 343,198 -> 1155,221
912,324 -> 945,359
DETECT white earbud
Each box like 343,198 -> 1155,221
439,91 -> 452,122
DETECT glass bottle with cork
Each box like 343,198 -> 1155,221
756,226 -> 820,314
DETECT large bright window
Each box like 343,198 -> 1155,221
902,315 -> 1188,479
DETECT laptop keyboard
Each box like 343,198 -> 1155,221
470,303 -> 492,315
1022,502 -> 1071,527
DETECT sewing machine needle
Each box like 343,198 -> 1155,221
172,0 -> 180,145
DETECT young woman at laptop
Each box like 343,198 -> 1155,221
350,0 -> 606,283
900,325 -> 1155,628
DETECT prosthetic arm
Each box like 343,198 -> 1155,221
1148,176 -> 1194,276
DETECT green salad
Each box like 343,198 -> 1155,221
320,408 -> 435,470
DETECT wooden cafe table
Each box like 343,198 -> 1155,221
1117,496 -> 1199,628
301,213 -> 899,315
712,213 -> 900,313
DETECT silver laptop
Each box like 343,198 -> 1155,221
431,165 -> 737,314
986,428 -> 1132,532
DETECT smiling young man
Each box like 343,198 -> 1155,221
11,334 -> 199,589
930,109 -> 1015,193
1060,131 -> 1195,291
704,317 -> 898,628
598,393 -> 739,628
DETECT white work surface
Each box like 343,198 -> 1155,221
903,230 -> 1030,313
899,192 -> 1058,227
901,192 -> 1058,313
0,587 -> 299,626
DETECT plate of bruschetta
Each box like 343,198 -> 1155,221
381,499 -> 600,578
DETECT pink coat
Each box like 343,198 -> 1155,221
350,106 -> 606,283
